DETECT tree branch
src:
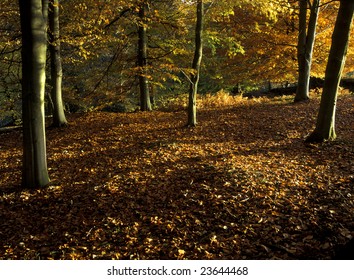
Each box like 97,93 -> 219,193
104,8 -> 131,29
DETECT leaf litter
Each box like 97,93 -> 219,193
0,94 -> 353,259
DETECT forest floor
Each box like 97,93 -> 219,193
0,93 -> 353,260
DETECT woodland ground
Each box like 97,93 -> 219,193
0,92 -> 353,260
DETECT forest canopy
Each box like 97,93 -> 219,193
1,0 -> 353,115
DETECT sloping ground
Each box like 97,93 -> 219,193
0,94 -> 353,260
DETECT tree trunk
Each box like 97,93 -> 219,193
295,0 -> 320,102
188,0 -> 204,126
48,0 -> 67,127
19,0 -> 50,187
42,0 -> 49,23
138,2 -> 152,112
306,0 -> 354,143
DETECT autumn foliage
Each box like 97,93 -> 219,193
0,93 -> 353,259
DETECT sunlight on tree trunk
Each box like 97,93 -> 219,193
295,0 -> 320,102
306,0 -> 354,143
49,0 -> 67,127
188,0 -> 203,127
138,2 -> 152,112
19,0 -> 50,188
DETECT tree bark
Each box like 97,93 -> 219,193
295,0 -> 320,102
42,0 -> 49,23
188,0 -> 204,126
306,0 -> 354,143
138,2 -> 152,112
48,0 -> 67,127
19,0 -> 50,187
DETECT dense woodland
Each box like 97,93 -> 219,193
0,0 -> 353,259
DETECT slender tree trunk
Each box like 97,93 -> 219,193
49,0 -> 67,126
296,0 -> 308,100
19,0 -> 50,187
188,0 -> 204,126
138,2 -> 152,111
306,0 -> 354,143
295,0 -> 320,102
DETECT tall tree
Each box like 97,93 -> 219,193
188,0 -> 204,126
48,0 -> 67,126
138,1 -> 152,111
306,0 -> 354,142
295,0 -> 320,102
19,0 -> 50,187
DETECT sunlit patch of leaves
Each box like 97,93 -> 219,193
0,94 -> 353,259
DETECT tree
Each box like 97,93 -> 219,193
306,0 -> 354,143
19,0 -> 50,187
187,0 -> 204,126
138,1 -> 152,111
295,0 -> 321,102
193,0 -> 300,90
73,0 -> 189,109
48,0 -> 67,126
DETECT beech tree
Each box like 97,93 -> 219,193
295,0 -> 320,102
194,0 -> 301,89
138,1 -> 152,111
19,0 -> 50,187
306,0 -> 354,142
188,0 -> 204,126
91,0 -> 187,109
48,0 -> 67,126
